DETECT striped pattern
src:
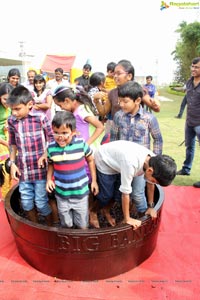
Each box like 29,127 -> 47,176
47,137 -> 92,199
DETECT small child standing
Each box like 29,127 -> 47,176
7,86 -> 54,225
46,111 -> 98,229
52,86 -> 104,228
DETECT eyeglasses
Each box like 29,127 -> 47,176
190,65 -> 200,70
114,72 -> 128,77
53,133 -> 71,139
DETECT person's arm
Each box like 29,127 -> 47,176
121,193 -> 142,229
46,163 -> 55,193
145,183 -> 157,219
149,115 -> 163,154
9,144 -> 21,180
86,154 -> 99,196
93,95 -> 111,117
0,137 -> 8,147
33,94 -> 53,111
142,91 -> 160,112
84,115 -> 104,145
142,95 -> 160,112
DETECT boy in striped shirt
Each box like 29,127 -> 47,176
46,111 -> 98,229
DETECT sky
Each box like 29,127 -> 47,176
1,0 -> 200,84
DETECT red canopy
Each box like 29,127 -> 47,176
41,54 -> 76,73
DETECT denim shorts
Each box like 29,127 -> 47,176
95,169 -> 121,207
19,180 -> 51,216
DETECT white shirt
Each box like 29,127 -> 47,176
46,79 -> 70,93
21,81 -> 34,92
94,141 -> 154,194
46,79 -> 70,115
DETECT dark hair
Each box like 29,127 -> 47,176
7,85 -> 33,106
149,155 -> 177,186
107,62 -> 116,72
33,74 -> 46,95
118,81 -> 143,101
55,68 -> 64,74
53,85 -> 96,114
7,68 -> 21,82
192,57 -> 200,65
83,64 -> 92,71
146,75 -> 153,80
89,72 -> 105,87
52,111 -> 76,131
0,82 -> 14,98
116,60 -> 135,80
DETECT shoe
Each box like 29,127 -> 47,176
193,181 -> 200,188
176,169 -> 190,176
175,115 -> 182,119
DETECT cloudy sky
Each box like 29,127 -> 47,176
1,0 -> 199,83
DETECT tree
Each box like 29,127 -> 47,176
172,21 -> 200,83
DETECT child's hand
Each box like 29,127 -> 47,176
145,207 -> 157,220
38,155 -> 47,168
46,180 -> 55,193
123,217 -> 142,230
91,181 -> 99,196
10,164 -> 21,181
150,98 -> 160,112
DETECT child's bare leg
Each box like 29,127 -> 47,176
89,193 -> 100,228
49,199 -> 60,224
45,212 -> 53,226
102,200 -> 116,226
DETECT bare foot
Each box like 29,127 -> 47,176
102,208 -> 116,226
89,211 -> 100,228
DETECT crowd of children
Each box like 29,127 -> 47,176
0,61 -> 177,230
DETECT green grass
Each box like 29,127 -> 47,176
156,87 -> 200,186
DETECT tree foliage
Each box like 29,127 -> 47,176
172,21 -> 200,83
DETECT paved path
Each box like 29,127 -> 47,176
157,95 -> 174,102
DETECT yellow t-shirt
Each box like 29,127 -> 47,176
104,76 -> 117,91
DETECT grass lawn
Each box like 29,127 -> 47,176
155,87 -> 200,186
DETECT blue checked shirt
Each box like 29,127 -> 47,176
110,106 -> 163,154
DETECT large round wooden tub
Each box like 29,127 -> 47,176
4,185 -> 164,281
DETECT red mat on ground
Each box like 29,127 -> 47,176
0,185 -> 200,300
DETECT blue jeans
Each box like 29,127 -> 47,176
182,124 -> 200,173
96,170 -> 147,212
96,170 -> 121,207
131,175 -> 147,213
19,180 -> 51,216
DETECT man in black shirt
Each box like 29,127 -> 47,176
74,63 -> 92,89
176,57 -> 200,187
